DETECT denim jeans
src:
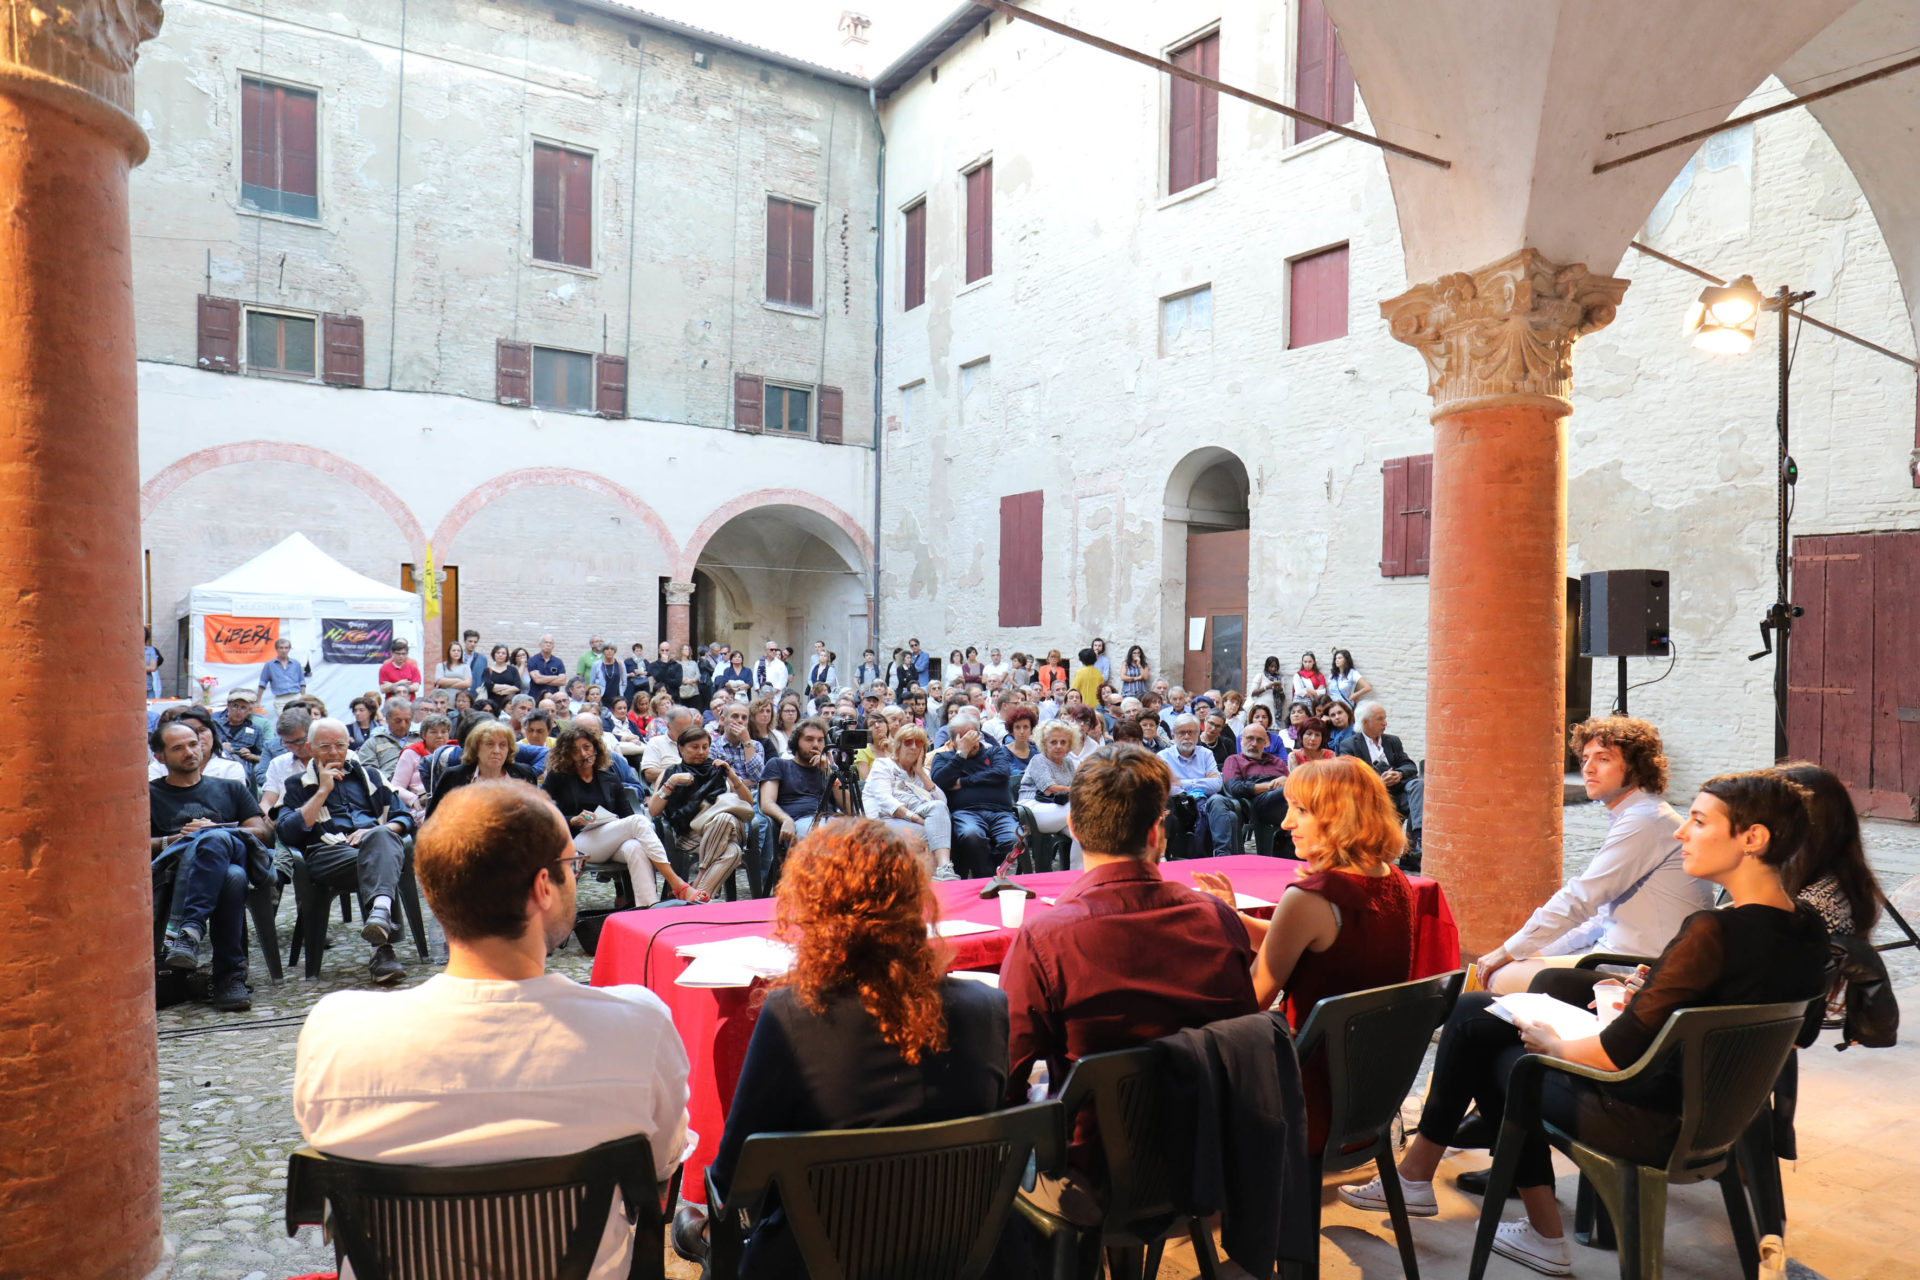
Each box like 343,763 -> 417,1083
950,808 -> 1020,879
164,828 -> 252,980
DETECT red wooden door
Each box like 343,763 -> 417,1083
1789,531 -> 1920,818
1183,529 -> 1249,693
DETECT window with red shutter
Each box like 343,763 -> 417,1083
531,142 -> 592,268
816,384 -> 844,444
321,313 -> 364,387
1380,453 -> 1432,578
766,197 -> 816,308
903,201 -> 927,311
197,296 -> 241,373
594,354 -> 627,418
999,491 -> 1044,627
496,340 -> 532,406
964,163 -> 993,284
1168,31 -> 1219,195
239,78 -> 319,219
1288,244 -> 1349,348
1294,0 -> 1355,143
733,373 -> 765,432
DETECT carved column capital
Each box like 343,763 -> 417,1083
664,580 -> 697,607
1382,248 -> 1629,416
1,0 -> 163,158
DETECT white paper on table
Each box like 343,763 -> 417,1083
1488,992 -> 1603,1040
950,970 -> 1001,988
931,918 -> 998,938
1040,897 -> 1058,906
673,935 -> 794,988
1233,893 -> 1275,910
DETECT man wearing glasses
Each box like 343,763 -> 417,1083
293,779 -> 691,1279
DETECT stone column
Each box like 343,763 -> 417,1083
1382,250 -> 1628,955
664,579 -> 696,653
0,4 -> 166,1279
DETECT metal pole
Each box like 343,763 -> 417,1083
1774,288 -> 1792,763
1618,655 -> 1628,716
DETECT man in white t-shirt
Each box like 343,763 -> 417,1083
293,779 -> 690,1280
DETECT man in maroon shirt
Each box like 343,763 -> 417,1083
999,742 -> 1257,1221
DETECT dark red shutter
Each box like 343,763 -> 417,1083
789,202 -> 814,309
1408,453 -> 1433,574
999,491 -> 1043,627
1197,35 -> 1220,184
1295,0 -> 1352,141
766,198 -> 790,304
240,80 -> 273,192
1329,22 -> 1355,130
279,87 -> 318,199
562,149 -> 593,268
321,313 -> 364,387
1290,244 -> 1349,348
733,373 -> 764,432
965,164 -> 992,283
594,354 -> 626,418
1168,44 -> 1198,194
496,339 -> 532,405
197,296 -> 240,373
532,144 -> 561,264
817,384 -> 843,444
904,202 -> 926,310
1380,457 -> 1408,577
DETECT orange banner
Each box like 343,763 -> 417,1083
204,615 -> 280,664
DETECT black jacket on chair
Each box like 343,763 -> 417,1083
1340,733 -> 1418,781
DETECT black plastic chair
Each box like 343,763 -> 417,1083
285,841 -> 430,978
1297,970 -> 1465,1280
1466,999 -> 1814,1280
151,845 -> 284,988
285,1134 -> 674,1280
706,1100 -> 1063,1280
1226,797 -> 1285,858
1015,1047 -> 1224,1280
1016,803 -> 1073,873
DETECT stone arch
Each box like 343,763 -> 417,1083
431,467 -> 679,563
1163,446 -> 1251,530
675,488 -> 873,583
1161,446 -> 1252,694
140,441 -> 426,547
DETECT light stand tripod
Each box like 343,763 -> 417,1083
1745,285 -> 1815,763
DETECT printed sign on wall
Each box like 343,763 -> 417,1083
320,618 -> 393,664
204,616 -> 280,664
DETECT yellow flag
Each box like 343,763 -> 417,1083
422,543 -> 440,620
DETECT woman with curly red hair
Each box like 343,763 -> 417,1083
699,819 -> 1008,1277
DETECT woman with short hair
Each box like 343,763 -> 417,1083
482,643 -> 525,707
1018,719 -> 1081,867
863,725 -> 956,880
427,718 -> 538,818
346,696 -> 378,751
1288,718 -> 1337,769
646,722 -> 750,900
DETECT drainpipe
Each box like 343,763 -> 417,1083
868,87 -> 886,649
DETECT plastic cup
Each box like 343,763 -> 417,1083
999,891 -> 1028,928
1593,979 -> 1631,1025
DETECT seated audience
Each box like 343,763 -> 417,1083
1286,717 -> 1336,769
1018,719 -> 1080,866
151,721 -> 271,1012
294,780 -> 690,1279
1275,701 -> 1311,754
346,696 -> 378,750
150,706 -> 251,785
641,707 -> 700,785
1161,713 -> 1227,857
1001,743 -> 1257,1223
1479,717 -> 1712,996
259,708 -> 316,813
356,697 -> 416,779
1339,701 -> 1422,869
517,708 -> 554,772
1194,757 -> 1417,1150
1775,761 -> 1882,936
1200,710 -> 1237,768
930,709 -> 1020,879
998,704 -> 1039,791
214,691 -> 266,769
542,723 -> 693,907
864,724 -> 956,879
713,701 -> 769,789
759,718 -> 844,884
1324,700 -> 1356,753
427,719 -> 539,818
277,718 -> 416,984
852,712 -> 891,780
1347,770 -> 1831,1276
645,722 -> 750,900
690,820 -> 1008,1276
391,711 -> 451,803
1211,720 -> 1291,859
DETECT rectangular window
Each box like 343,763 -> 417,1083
531,346 -> 594,412
1380,453 -> 1432,578
1288,244 -> 1349,347
1160,284 -> 1213,356
531,142 -> 593,268
964,162 -> 993,284
766,197 -> 816,308
1294,0 -> 1355,143
959,357 -> 991,427
766,383 -> 812,436
999,490 -> 1044,627
245,309 -> 316,377
240,78 -> 318,219
899,380 -> 924,433
1167,31 -> 1220,194
903,200 -> 927,310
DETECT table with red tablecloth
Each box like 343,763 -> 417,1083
588,854 -> 1459,1202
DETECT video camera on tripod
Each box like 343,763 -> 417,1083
824,714 -> 869,817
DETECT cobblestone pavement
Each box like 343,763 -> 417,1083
160,809 -> 1919,1279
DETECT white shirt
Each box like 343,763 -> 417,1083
761,657 -> 790,690
260,751 -> 305,807
1362,734 -> 1389,766
295,973 -> 690,1280
149,756 -> 248,784
982,660 -> 1011,686
638,735 -> 682,783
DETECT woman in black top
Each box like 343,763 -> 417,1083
705,820 -> 1008,1278
426,719 -> 538,819
645,642 -> 683,702
480,644 -> 525,707
541,723 -> 698,904
1347,769 -> 1830,1275
1775,762 -> 1881,936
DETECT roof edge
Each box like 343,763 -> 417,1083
571,0 -> 873,87
872,2 -> 993,98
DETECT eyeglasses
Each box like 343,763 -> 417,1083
557,854 -> 588,878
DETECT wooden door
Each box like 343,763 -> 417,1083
1789,531 -> 1920,818
1183,529 -> 1249,693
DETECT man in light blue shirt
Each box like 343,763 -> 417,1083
1479,717 -> 1714,995
1160,713 -> 1232,856
255,637 -> 307,712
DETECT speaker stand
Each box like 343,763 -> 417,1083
1615,655 -> 1628,715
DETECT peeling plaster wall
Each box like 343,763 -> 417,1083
879,6 -> 1919,793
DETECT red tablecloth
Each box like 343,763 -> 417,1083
589,855 -> 1459,1202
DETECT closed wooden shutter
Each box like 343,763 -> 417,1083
1408,452 -> 1433,574
1289,244 -> 1349,347
279,87 -> 318,201
733,373 -> 764,432
1169,34 -> 1219,194
496,339 -> 532,405
240,80 -> 274,194
965,163 -> 992,283
999,490 -> 1044,627
789,202 -> 814,310
197,295 -> 240,372
817,384 -> 843,444
561,149 -> 592,268
1380,456 -> 1408,577
320,313 -> 364,387
532,144 -> 561,264
594,354 -> 627,418
766,198 -> 790,304
1294,0 -> 1353,142
1380,453 -> 1432,578
903,202 -> 926,310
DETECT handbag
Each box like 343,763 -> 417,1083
689,792 -> 754,833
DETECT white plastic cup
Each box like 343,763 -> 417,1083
998,891 -> 1028,928
1593,979 -> 1631,1026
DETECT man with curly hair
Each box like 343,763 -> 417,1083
1478,716 -> 1715,995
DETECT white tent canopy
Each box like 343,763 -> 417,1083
177,532 -> 425,713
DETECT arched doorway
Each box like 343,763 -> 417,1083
685,503 -> 872,682
1164,448 -> 1251,695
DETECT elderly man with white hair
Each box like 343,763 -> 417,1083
1159,711 -> 1227,857
1339,699 -> 1424,868
929,708 -> 1021,878
275,717 -> 416,984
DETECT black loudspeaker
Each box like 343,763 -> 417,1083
1580,570 -> 1671,657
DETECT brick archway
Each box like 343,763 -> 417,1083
675,488 -> 873,583
431,467 -> 680,563
140,441 -> 427,548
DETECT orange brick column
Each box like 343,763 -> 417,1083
0,6 -> 166,1279
1383,250 -> 1628,955
664,580 -> 696,653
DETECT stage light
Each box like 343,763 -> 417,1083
1683,274 -> 1762,354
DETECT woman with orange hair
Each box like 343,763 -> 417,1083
698,819 -> 1009,1277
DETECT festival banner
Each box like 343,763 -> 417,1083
320,618 -> 393,664
203,615 -> 280,664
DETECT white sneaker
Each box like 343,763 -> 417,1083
933,863 -> 961,881
1491,1221 -> 1573,1276
1336,1172 -> 1438,1217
